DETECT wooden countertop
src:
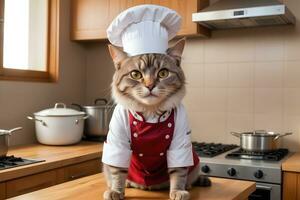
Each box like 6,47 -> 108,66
8,173 -> 256,200
282,153 -> 300,172
0,141 -> 102,182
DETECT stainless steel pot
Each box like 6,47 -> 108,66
0,127 -> 22,157
72,99 -> 115,137
231,130 -> 292,152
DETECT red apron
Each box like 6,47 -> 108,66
127,110 -> 199,186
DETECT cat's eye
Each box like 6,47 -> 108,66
130,70 -> 142,80
158,69 -> 169,78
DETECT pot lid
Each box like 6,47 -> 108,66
35,103 -> 85,117
241,130 -> 280,136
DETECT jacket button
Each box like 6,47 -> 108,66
165,134 -> 170,139
160,152 -> 164,156
133,133 -> 138,138
168,123 -> 172,128
139,153 -> 143,157
133,121 -> 137,126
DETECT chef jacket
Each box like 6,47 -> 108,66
102,103 -> 195,169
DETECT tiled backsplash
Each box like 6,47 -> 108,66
182,0 -> 300,151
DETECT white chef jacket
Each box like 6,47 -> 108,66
102,103 -> 193,168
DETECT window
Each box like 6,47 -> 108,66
0,0 -> 59,82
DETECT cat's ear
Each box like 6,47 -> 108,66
108,44 -> 128,68
167,38 -> 186,65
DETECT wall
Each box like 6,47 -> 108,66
85,0 -> 300,151
85,41 -> 114,105
0,0 -> 87,146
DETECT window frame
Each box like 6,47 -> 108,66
0,0 -> 59,82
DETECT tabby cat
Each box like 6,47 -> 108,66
103,38 -> 211,200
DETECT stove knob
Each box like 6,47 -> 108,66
201,165 -> 210,173
227,168 -> 236,176
254,170 -> 264,179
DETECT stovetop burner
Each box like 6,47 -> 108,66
226,148 -> 289,161
192,142 -> 238,158
0,155 -> 44,170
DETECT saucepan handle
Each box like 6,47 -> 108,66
274,132 -> 293,141
0,127 -> 22,136
230,132 -> 241,138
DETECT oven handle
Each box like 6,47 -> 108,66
256,185 -> 272,191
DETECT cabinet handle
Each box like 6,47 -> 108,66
70,174 -> 83,180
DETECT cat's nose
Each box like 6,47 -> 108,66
146,84 -> 155,91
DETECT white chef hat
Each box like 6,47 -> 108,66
107,4 -> 181,56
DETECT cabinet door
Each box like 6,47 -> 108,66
71,0 -> 210,40
283,172 -> 299,200
71,0 -> 111,40
6,170 -> 57,198
56,159 -> 102,184
0,182 -> 5,200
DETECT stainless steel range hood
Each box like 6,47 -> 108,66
192,0 -> 296,29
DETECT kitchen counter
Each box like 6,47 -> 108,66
282,152 -> 300,172
0,141 -> 102,182
8,173 -> 256,200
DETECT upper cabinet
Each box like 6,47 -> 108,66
71,0 -> 211,41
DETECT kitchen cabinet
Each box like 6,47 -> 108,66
71,0 -> 210,40
3,159 -> 102,199
0,141 -> 102,199
6,170 -> 57,198
282,153 -> 300,200
283,172 -> 300,200
0,183 -> 5,200
56,159 -> 102,184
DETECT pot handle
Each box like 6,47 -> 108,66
0,127 -> 22,136
75,115 -> 89,125
54,103 -> 67,109
94,98 -> 108,105
230,132 -> 241,138
274,132 -> 293,141
71,103 -> 84,111
27,116 -> 47,126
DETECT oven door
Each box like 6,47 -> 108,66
249,183 -> 281,200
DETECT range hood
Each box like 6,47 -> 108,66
192,0 -> 296,29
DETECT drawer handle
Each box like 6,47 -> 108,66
70,174 -> 83,179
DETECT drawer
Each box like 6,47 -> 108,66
0,182 -> 5,200
57,159 -> 102,184
6,170 -> 57,198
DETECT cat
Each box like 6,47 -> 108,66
102,38 -> 211,200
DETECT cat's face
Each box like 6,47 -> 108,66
108,39 -> 186,112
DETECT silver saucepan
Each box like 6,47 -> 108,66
230,130 -> 293,152
0,127 -> 22,157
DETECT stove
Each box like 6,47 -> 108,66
197,143 -> 292,200
0,156 -> 44,171
226,148 -> 289,161
192,142 -> 238,157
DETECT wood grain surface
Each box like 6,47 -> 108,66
8,173 -> 256,200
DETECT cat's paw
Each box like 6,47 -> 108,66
170,190 -> 190,200
103,190 -> 124,200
